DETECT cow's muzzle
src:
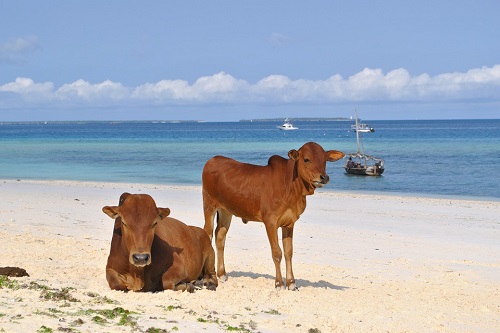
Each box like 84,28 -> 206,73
313,174 -> 330,188
131,253 -> 151,266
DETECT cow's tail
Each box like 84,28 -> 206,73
211,210 -> 219,238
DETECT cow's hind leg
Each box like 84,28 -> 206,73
201,246 -> 218,290
161,260 -> 194,292
202,190 -> 217,241
174,282 -> 196,293
194,241 -> 218,290
214,208 -> 232,282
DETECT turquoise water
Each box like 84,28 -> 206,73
0,119 -> 498,199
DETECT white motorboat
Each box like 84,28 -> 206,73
277,119 -> 298,130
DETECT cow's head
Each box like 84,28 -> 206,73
102,193 -> 170,267
288,142 -> 344,191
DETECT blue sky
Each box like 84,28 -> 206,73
1,1 -> 499,121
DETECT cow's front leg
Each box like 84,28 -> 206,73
282,226 -> 297,290
106,268 -> 129,291
106,268 -> 143,291
265,223 -> 284,289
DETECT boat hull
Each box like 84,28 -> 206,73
344,152 -> 385,176
345,166 -> 384,176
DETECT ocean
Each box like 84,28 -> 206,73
0,119 -> 498,200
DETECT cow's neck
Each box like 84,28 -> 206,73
288,160 -> 316,197
284,161 -> 313,212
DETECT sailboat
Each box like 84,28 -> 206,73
344,111 -> 384,176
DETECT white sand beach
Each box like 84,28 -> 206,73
0,179 -> 499,332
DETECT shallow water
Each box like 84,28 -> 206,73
0,119 -> 498,199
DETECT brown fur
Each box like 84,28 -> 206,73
103,193 -> 217,292
202,142 -> 344,290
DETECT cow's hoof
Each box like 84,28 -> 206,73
287,282 -> 298,291
218,274 -> 228,282
186,283 -> 196,293
193,279 -> 204,288
206,282 -> 217,291
275,281 -> 285,290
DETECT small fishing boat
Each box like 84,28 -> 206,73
345,111 -> 384,176
351,122 -> 374,133
277,118 -> 298,130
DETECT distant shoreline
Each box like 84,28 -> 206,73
1,118 -> 352,125
239,117 -> 351,122
1,118 -> 498,124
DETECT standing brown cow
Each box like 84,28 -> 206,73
103,193 -> 217,292
202,142 -> 344,290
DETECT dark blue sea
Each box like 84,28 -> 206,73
0,119 -> 498,200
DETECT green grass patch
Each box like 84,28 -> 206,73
33,308 -> 65,318
165,305 -> 183,311
37,326 -> 53,333
40,287 -> 79,303
27,281 -> 50,291
86,292 -> 116,304
263,309 -> 280,315
145,328 -> 170,333
225,324 -> 250,332
91,315 -> 107,325
77,307 -> 137,327
0,276 -> 20,290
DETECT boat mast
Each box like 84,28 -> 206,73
355,109 -> 361,154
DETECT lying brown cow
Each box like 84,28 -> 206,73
103,193 -> 217,292
202,142 -> 344,290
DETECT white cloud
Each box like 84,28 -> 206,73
132,72 -> 248,103
190,72 -> 248,101
256,75 -> 291,89
132,79 -> 191,100
1,65 -> 499,109
0,36 -> 41,63
56,80 -> 129,101
0,77 -> 53,98
268,33 -> 292,47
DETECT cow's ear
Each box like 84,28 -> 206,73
118,192 -> 131,206
158,207 -> 171,220
103,206 -> 120,219
288,149 -> 299,161
326,150 -> 345,162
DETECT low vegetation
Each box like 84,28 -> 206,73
1,275 -> 321,332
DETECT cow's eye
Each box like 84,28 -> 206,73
121,221 -> 127,227
304,158 -> 311,163
151,222 -> 158,229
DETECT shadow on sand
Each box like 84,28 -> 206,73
228,270 -> 349,291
